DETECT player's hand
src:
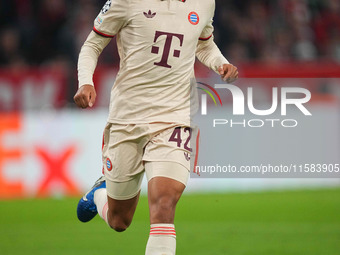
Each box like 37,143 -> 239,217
74,84 -> 97,109
218,64 -> 238,83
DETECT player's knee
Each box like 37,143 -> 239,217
110,224 -> 128,232
108,218 -> 129,232
107,215 -> 131,232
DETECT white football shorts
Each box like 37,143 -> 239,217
101,122 -> 198,200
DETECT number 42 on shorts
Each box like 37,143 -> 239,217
168,127 -> 193,152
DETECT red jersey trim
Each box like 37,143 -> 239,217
199,34 -> 212,41
93,27 -> 115,38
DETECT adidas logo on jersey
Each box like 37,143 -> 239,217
144,10 -> 156,18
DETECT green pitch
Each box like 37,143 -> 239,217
1,188 -> 340,255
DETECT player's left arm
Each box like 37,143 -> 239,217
196,38 -> 238,83
196,9 -> 238,83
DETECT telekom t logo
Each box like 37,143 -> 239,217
151,31 -> 184,68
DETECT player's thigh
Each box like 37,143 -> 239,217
102,123 -> 149,182
106,172 -> 144,222
106,192 -> 140,231
106,193 -> 140,224
102,123 -> 148,219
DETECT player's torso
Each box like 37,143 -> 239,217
102,0 -> 215,123
116,0 -> 214,82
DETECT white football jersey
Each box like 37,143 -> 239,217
94,0 -> 219,125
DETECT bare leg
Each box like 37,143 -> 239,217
148,177 -> 185,224
106,192 -> 140,232
145,177 -> 185,255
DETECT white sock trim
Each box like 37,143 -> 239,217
149,224 -> 176,238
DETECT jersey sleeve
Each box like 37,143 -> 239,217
196,1 -> 229,73
93,0 -> 129,38
199,0 -> 215,41
199,18 -> 213,41
78,31 -> 112,87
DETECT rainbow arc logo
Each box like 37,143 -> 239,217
197,82 -> 223,115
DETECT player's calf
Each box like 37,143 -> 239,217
148,193 -> 179,223
147,170 -> 186,224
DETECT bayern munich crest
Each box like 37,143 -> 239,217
106,158 -> 112,171
188,12 -> 199,25
101,0 -> 112,14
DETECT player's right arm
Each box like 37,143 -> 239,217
74,0 -> 129,108
75,32 -> 111,108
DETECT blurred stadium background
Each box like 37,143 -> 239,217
0,0 -> 340,254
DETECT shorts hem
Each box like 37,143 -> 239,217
143,159 -> 190,171
105,176 -> 141,183
106,188 -> 141,201
147,174 -> 188,186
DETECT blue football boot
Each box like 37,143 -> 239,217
77,176 -> 106,222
